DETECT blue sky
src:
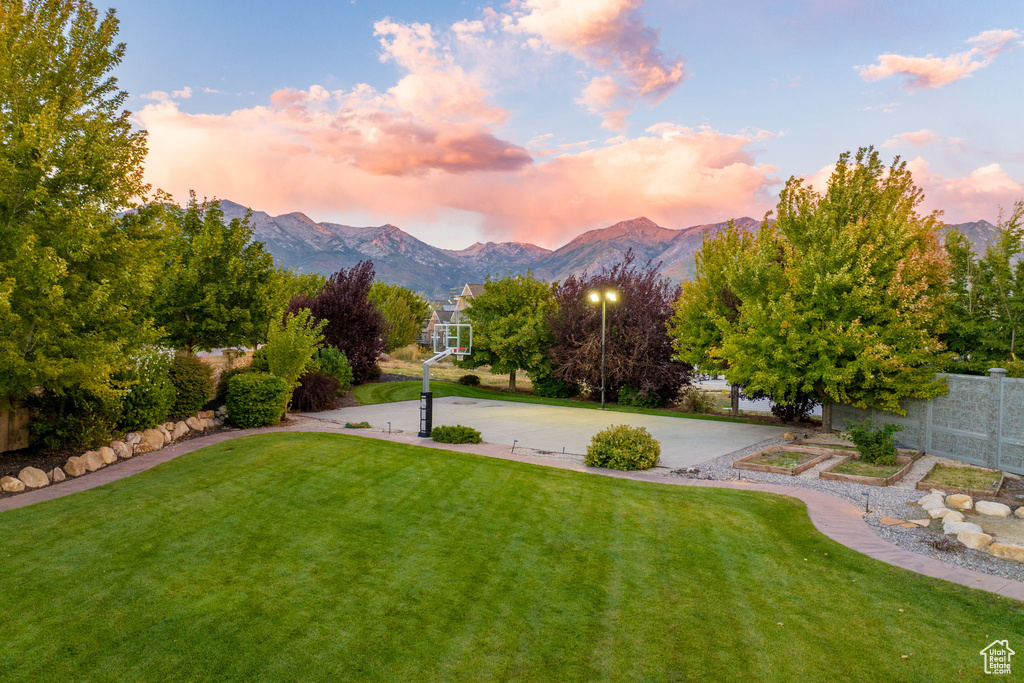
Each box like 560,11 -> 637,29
112,0 -> 1024,248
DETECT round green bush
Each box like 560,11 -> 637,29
617,385 -> 663,408
585,424 -> 660,471
315,345 -> 354,391
249,346 -> 270,372
530,372 -> 579,398
457,374 -> 481,386
226,372 -> 289,428
215,365 -> 254,405
431,424 -> 482,444
168,353 -> 215,418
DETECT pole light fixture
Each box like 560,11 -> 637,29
588,289 -> 618,409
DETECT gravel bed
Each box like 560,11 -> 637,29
675,435 -> 1024,583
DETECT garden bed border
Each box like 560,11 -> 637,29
915,462 -> 1005,497
733,444 -> 837,476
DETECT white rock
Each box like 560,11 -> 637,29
945,494 -> 973,510
975,501 -> 1012,517
941,511 -> 965,524
125,432 -> 142,445
957,530 -> 993,550
0,476 -> 25,492
928,507 -> 954,519
213,417 -> 224,427
920,497 -> 945,511
97,447 -> 117,465
49,467 -> 66,483
1016,507 -> 1024,519
944,521 -> 983,536
17,467 -> 49,488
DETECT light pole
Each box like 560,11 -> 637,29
588,289 -> 617,409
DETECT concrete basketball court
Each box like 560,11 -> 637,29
309,397 -> 788,469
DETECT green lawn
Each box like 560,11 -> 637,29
355,380 -> 755,424
0,432 -> 1018,681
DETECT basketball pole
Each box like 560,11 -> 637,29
419,324 -> 472,437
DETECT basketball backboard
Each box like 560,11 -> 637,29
432,323 -> 472,358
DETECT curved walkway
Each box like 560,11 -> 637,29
3,419 -> 1023,602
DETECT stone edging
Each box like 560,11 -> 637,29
3,419 -> 1023,602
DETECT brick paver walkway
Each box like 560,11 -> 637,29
4,420 -> 1023,602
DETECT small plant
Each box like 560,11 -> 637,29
922,536 -> 960,553
226,373 -> 289,428
315,346 -> 354,391
345,421 -> 371,429
431,424 -> 483,444
291,372 -> 341,412
585,424 -> 660,471
617,385 -> 663,408
457,374 -> 481,386
677,387 -> 715,414
844,418 -> 903,466
168,352 -> 215,418
530,371 -> 579,398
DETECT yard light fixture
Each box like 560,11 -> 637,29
587,289 -> 618,409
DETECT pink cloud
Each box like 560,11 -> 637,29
882,130 -> 965,150
511,0 -> 684,128
857,28 -> 1021,90
136,97 -> 777,248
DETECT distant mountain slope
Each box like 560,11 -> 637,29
216,200 -> 1000,297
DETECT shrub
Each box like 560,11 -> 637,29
316,346 -> 354,391
845,418 -> 903,466
117,348 -> 176,431
168,352 -> 215,418
345,421 -> 371,429
27,387 -> 121,452
530,372 -> 580,398
677,387 -> 716,414
226,372 -> 289,428
291,372 -> 341,412
617,384 -> 663,408
215,365 -> 254,405
249,346 -> 270,372
585,424 -> 660,471
431,424 -> 483,444
770,395 -> 820,422
457,374 -> 481,386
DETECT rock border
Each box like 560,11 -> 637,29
0,408 -> 227,496
916,491 -> 1024,561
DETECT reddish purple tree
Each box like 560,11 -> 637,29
289,261 -> 385,384
549,251 -> 692,406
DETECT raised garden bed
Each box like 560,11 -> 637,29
916,463 -> 1004,497
733,445 -> 836,475
820,454 -> 915,486
795,437 -> 923,461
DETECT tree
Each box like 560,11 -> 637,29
941,227 -> 983,360
459,273 -> 556,391
291,261 -> 386,384
0,0 -> 162,402
972,201 -> 1024,359
264,309 -> 326,411
152,194 -> 281,352
680,147 -> 950,429
549,251 -> 692,406
369,280 -> 430,352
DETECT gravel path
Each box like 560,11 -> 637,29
671,434 -> 1024,583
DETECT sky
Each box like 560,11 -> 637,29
113,0 -> 1024,249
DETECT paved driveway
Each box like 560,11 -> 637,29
309,397 -> 787,469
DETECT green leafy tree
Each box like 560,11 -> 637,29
0,0 -> 162,402
264,309 -> 326,411
674,147 -> 951,429
941,227 -> 984,360
460,273 -> 556,391
153,194 -> 281,352
972,201 -> 1024,359
369,280 -> 430,352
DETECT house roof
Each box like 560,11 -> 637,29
434,309 -> 455,323
462,283 -> 485,297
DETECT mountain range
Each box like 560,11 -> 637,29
217,200 -> 998,299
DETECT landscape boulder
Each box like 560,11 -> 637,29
125,432 -> 142,445
919,496 -> 945,511
97,447 -> 117,465
927,507 -> 954,519
988,543 -> 1024,562
0,476 -> 25,492
186,417 -> 204,431
49,467 -> 66,483
158,426 -> 172,442
172,421 -> 189,440
81,451 -> 105,472
213,417 -> 224,427
946,494 -> 973,510
142,428 -> 165,451
940,510 -> 964,524
18,467 -> 49,489
975,501 -> 1012,517
943,521 -> 983,536
64,457 -> 87,477
957,530 -> 993,550
1016,507 -> 1024,519
111,441 -> 131,459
